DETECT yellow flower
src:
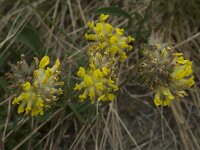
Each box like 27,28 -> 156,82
107,93 -> 115,101
74,65 -> 118,102
84,75 -> 93,86
74,14 -> 134,104
85,14 -> 134,62
154,87 -> 174,106
187,76 -> 195,87
22,82 -> 31,91
99,14 -> 109,22
88,21 -> 94,29
79,94 -> 87,101
77,67 -> 85,78
102,66 -> 110,75
153,51 -> 194,106
138,33 -> 195,106
116,28 -> 124,36
39,56 -> 50,68
13,91 -> 44,116
12,56 -> 64,116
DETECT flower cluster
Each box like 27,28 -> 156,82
85,14 -> 134,62
138,34 -> 194,106
74,14 -> 134,103
12,56 -> 64,116
74,66 -> 118,102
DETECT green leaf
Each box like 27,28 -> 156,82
17,24 -> 42,53
0,76 -> 9,92
88,105 -> 96,123
93,6 -> 131,19
0,56 -> 5,69
77,101 -> 91,113
68,102 -> 85,123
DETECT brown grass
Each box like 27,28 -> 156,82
0,0 -> 200,149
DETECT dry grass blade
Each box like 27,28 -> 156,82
12,108 -> 64,150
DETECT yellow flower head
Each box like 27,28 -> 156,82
138,33 -> 194,106
85,14 -> 134,62
74,65 -> 118,103
12,56 -> 64,116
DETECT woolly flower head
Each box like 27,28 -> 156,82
74,64 -> 118,103
138,33 -> 194,106
12,56 -> 64,116
85,14 -> 134,62
6,54 -> 33,88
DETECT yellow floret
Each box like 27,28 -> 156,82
99,14 -> 109,22
39,56 -> 50,68
22,82 -> 31,91
77,67 -> 85,78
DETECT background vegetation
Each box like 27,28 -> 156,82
0,0 -> 200,149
